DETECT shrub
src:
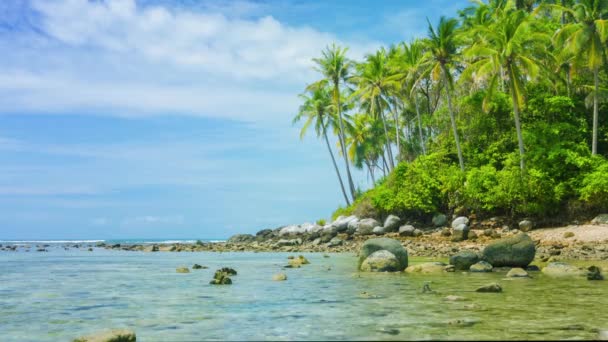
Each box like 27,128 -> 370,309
578,157 -> 608,210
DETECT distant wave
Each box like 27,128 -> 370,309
0,240 -> 105,244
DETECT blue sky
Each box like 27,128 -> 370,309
0,0 -> 469,239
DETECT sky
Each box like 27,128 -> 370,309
0,0 -> 469,239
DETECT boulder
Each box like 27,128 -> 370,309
176,267 -> 190,274
481,233 -> 535,267
346,219 -> 360,235
276,239 -> 301,247
360,250 -> 401,272
383,215 -> 401,232
331,215 -> 358,232
405,262 -> 447,274
506,268 -> 529,278
451,216 -> 469,229
210,269 -> 234,285
73,329 -> 136,342
328,237 -> 343,247
452,224 -> 469,241
399,225 -> 416,237
476,283 -> 502,293
541,262 -> 588,278
256,228 -> 274,239
356,218 -> 381,235
372,226 -> 385,235
358,238 -> 408,271
413,229 -> 423,237
449,251 -> 480,271
518,220 -> 534,232
288,255 -> 310,267
279,225 -> 305,236
470,261 -> 493,272
272,273 -> 287,281
592,214 -> 608,225
227,234 -> 255,243
192,264 -> 207,270
587,266 -> 604,280
432,213 -> 448,227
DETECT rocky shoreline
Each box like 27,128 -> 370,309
91,213 -> 608,261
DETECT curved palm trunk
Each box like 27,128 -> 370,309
334,84 -> 357,200
366,161 -> 376,185
414,94 -> 426,155
322,119 -> 350,206
389,99 -> 401,163
441,65 -> 465,171
592,67 -> 599,155
509,76 -> 526,172
377,98 -> 395,171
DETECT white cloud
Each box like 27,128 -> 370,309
0,0 -> 378,120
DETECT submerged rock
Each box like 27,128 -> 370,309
405,262 -> 447,274
358,238 -> 408,271
288,255 -> 310,267
449,251 -> 480,271
272,273 -> 287,281
542,262 -> 587,278
73,329 -> 136,342
481,233 -> 535,267
360,250 -> 400,272
210,269 -> 233,285
444,295 -> 467,302
192,264 -> 207,270
176,267 -> 190,274
506,268 -> 529,278
470,261 -> 493,273
475,283 -> 502,293
587,266 -> 604,281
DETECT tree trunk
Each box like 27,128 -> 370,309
377,97 -> 395,171
593,67 -> 599,155
367,161 -> 376,185
334,84 -> 357,200
442,65 -> 465,171
322,119 -> 350,206
390,100 -> 401,163
414,94 -> 426,155
381,154 -> 388,177
509,76 -> 526,171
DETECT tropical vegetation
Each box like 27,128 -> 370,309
294,0 -> 608,224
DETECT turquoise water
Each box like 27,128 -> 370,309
1,246 -> 607,341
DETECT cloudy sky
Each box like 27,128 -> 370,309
0,0 -> 468,239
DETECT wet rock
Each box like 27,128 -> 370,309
451,216 -> 469,229
475,283 -> 502,293
328,237 -> 343,247
288,255 -> 310,267
432,213 -> 448,227
73,329 -> 136,342
449,251 -> 480,271
218,267 -> 237,275
591,214 -> 608,225
360,250 -> 401,272
372,226 -> 385,235
452,224 -> 469,242
272,273 -> 287,281
542,262 -> 587,278
383,215 -> 401,232
405,262 -> 447,274
192,264 -> 207,270
398,225 -> 415,237
481,233 -> 535,267
444,295 -> 467,301
587,266 -> 604,280
518,220 -> 534,232
470,261 -> 493,273
176,267 -> 190,273
506,268 -> 529,278
210,269 -> 234,285
358,238 -> 408,271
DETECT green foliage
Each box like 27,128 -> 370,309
578,157 -> 608,210
316,219 -> 327,226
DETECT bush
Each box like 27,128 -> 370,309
578,157 -> 608,210
316,219 -> 326,226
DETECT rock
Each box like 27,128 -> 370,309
210,269 -> 233,285
449,251 -> 480,271
405,262 -> 446,274
358,238 -> 408,271
432,213 -> 448,227
447,318 -> 480,327
399,225 -> 416,237
356,218 -> 381,235
331,215 -> 359,232
73,329 -> 136,342
481,233 -> 535,267
542,262 -> 588,278
288,255 -> 310,267
360,250 -> 401,272
470,261 -> 493,272
413,229 -> 423,237
526,265 -> 540,272
276,239 -> 301,247
451,223 -> 469,241
218,267 -> 237,275
444,295 -> 467,301
563,231 -> 575,238
518,220 -> 534,232
192,264 -> 207,270
475,283 -> 502,293
599,330 -> 608,340
591,214 -> 608,225
451,216 -> 469,229
256,228 -> 274,239
372,226 -> 385,235
383,215 -> 401,232
328,237 -> 343,247
441,227 -> 452,237
506,268 -> 529,278
272,273 -> 287,281
587,266 -> 604,280
227,234 -> 255,243
176,267 -> 190,273
483,229 -> 494,237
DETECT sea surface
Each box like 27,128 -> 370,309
1,242 -> 607,341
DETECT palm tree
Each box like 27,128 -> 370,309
309,44 -> 357,200
294,87 -> 351,206
345,113 -> 385,184
553,0 -> 608,155
463,8 -> 550,171
422,16 -> 466,171
351,49 -> 399,170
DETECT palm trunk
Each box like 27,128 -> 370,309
390,99 -> 401,163
509,75 -> 526,171
442,65 -> 465,171
381,154 -> 388,177
377,97 -> 395,171
367,161 -> 376,185
592,67 -> 599,155
414,94 -> 426,155
334,84 -> 357,200
322,119 -> 350,206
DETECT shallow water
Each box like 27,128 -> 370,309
1,247 -> 607,341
